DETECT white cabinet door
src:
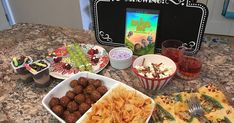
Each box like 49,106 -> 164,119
8,0 -> 83,29
205,0 -> 234,36
0,2 -> 9,30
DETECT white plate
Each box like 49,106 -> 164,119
42,72 -> 119,123
48,44 -> 109,80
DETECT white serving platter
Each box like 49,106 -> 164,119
42,72 -> 119,123
42,72 -> 155,123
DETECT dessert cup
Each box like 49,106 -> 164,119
26,60 -> 51,87
11,56 -> 33,82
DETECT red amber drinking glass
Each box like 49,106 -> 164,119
177,55 -> 202,80
161,40 -> 184,65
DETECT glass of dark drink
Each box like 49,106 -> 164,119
177,54 -> 202,80
161,40 -> 184,65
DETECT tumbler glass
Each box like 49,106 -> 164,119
177,53 -> 202,80
161,40 -> 184,65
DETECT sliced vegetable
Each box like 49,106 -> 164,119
13,57 -> 18,67
188,116 -> 194,123
34,62 -> 47,67
224,117 -> 232,123
155,104 -> 175,121
174,94 -> 183,102
201,94 -> 223,113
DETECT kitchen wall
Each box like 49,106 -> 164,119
197,0 -> 208,5
0,2 -> 9,30
8,0 -> 83,29
205,0 -> 234,36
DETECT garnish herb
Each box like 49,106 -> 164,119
202,94 -> 223,110
224,117 -> 232,123
156,104 -> 175,121
174,94 -> 183,102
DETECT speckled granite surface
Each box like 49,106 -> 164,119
0,23 -> 233,122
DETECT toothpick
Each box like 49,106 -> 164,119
142,58 -> 145,66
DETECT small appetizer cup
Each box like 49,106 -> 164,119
109,47 -> 133,70
25,60 -> 51,87
10,56 -> 33,82
132,54 -> 177,91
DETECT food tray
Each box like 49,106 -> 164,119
42,72 -> 119,123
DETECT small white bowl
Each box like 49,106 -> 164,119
109,47 -> 133,69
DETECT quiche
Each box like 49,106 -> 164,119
153,96 -> 176,123
153,84 -> 234,123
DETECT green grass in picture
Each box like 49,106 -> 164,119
134,43 -> 155,56
125,38 -> 134,51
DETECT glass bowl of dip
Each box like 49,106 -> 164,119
109,47 -> 133,69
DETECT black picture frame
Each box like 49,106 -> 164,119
92,0 -> 209,54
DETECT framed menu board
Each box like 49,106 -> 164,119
91,0 -> 209,54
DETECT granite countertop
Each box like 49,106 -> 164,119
0,23 -> 233,122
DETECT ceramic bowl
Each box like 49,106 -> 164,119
109,47 -> 133,69
132,54 -> 177,90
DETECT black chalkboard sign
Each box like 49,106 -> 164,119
92,0 -> 209,54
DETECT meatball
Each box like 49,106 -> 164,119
73,85 -> 83,94
97,86 -> 108,95
90,90 -> 101,102
60,96 -> 71,107
92,79 -> 102,88
63,110 -> 71,119
67,101 -> 79,112
65,113 -> 79,123
85,97 -> 93,106
87,79 -> 95,85
49,97 -> 60,108
79,103 -> 91,114
74,94 -> 85,104
66,90 -> 76,99
84,85 -> 95,94
78,77 -> 88,87
70,80 -> 79,88
52,105 -> 64,116
73,111 -> 81,119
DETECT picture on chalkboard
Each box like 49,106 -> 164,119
125,8 -> 159,55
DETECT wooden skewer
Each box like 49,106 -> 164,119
141,58 -> 145,66
152,63 -> 160,78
